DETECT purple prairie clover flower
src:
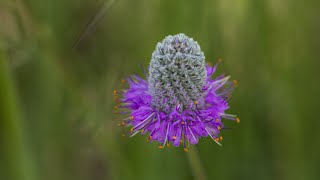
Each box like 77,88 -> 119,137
115,33 -> 239,151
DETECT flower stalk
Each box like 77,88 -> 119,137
186,146 -> 207,180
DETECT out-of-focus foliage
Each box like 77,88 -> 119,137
1,0 -> 320,180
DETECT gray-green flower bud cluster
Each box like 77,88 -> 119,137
148,33 -> 207,112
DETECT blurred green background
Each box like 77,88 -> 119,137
1,0 -> 320,180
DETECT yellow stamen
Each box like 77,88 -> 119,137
180,140 -> 183,144
193,101 -> 198,105
218,126 -> 221,130
141,129 -> 145,133
233,80 -> 238,87
219,136 -> 223,141
215,138 -> 219,142
114,106 -> 118,109
113,90 -> 117,96
121,122 -> 126,126
167,143 -> 170,147
130,127 -> 134,133
149,136 -> 152,140
181,121 -> 185,125
184,148 -> 188,152
130,116 -> 134,120
215,119 -> 219,122
172,136 -> 177,140
236,117 -> 240,123
158,145 -> 164,149
121,79 -> 126,83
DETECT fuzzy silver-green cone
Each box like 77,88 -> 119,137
148,33 -> 207,112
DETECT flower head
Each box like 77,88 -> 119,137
115,33 -> 239,149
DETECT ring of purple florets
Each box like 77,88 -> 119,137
114,62 -> 239,150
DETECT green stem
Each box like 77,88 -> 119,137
0,50 -> 36,180
186,146 -> 207,180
